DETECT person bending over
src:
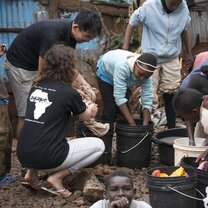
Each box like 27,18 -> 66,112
172,88 -> 208,146
96,49 -> 157,126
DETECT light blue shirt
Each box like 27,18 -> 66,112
129,0 -> 190,63
96,49 -> 153,112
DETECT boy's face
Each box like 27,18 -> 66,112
133,64 -> 153,81
179,109 -> 200,123
165,0 -> 182,11
71,23 -> 94,43
106,176 -> 135,207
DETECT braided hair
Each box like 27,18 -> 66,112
172,88 -> 203,114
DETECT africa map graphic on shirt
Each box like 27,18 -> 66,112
29,89 -> 52,119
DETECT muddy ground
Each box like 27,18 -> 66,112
0,131 -> 164,208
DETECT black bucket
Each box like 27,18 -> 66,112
152,128 -> 187,166
75,120 -> 113,166
147,166 -> 197,208
180,157 -> 208,208
115,119 -> 154,169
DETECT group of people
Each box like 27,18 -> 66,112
0,0 -> 208,206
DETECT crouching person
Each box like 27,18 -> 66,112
16,44 -> 105,197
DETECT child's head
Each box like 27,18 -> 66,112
42,44 -> 77,85
104,171 -> 135,206
165,0 -> 182,11
134,53 -> 157,81
172,88 -> 203,122
72,8 -> 102,42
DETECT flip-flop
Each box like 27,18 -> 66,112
21,181 -> 42,191
41,186 -> 72,198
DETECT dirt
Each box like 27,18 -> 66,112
0,134 -> 163,208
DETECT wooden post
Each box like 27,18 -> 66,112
48,0 -> 58,19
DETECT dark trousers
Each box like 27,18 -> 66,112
163,93 -> 176,129
97,77 -> 119,122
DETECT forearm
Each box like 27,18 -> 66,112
142,108 -> 151,126
72,70 -> 91,88
38,56 -> 45,74
185,120 -> 195,146
181,30 -> 192,54
122,24 -> 134,50
119,103 -> 136,126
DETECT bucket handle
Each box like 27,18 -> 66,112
168,186 -> 204,201
176,153 -> 188,166
120,132 -> 149,154
81,130 -> 87,137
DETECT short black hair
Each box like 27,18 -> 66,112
105,171 -> 133,189
74,8 -> 102,37
172,88 -> 203,114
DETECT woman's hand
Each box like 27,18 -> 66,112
86,101 -> 98,117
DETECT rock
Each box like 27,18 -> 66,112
83,173 -> 105,203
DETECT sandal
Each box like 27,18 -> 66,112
41,186 -> 72,198
21,181 -> 42,191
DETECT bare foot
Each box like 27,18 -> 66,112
24,170 -> 40,186
47,174 -> 65,192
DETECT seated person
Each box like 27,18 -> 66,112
90,171 -> 152,208
172,88 -> 208,146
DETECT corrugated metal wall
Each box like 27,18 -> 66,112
188,6 -> 208,47
0,0 -> 38,80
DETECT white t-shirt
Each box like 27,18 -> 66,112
90,199 -> 152,208
200,106 -> 208,135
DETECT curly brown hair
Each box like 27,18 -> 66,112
34,44 -> 77,85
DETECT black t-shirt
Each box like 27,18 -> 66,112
16,80 -> 86,169
6,19 -> 76,71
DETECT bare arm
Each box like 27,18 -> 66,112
38,56 -> 45,74
122,24 -> 134,50
185,120 -> 195,146
72,70 -> 91,88
142,108 -> 151,126
196,149 -> 208,164
119,103 -> 136,126
181,29 -> 193,69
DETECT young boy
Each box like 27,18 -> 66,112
90,171 -> 152,208
172,88 -> 208,146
